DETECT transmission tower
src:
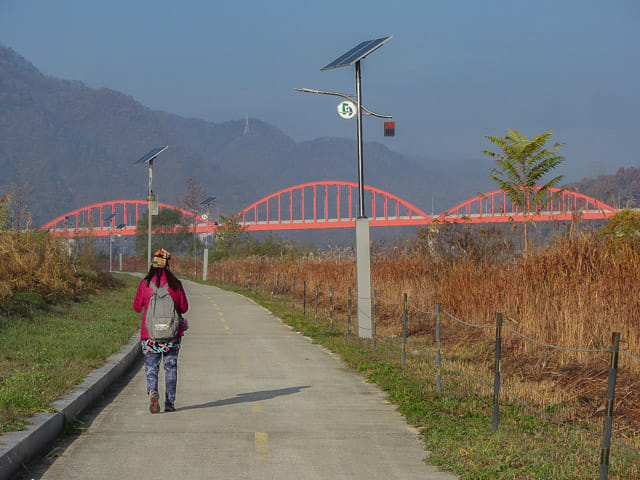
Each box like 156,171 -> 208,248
243,115 -> 250,134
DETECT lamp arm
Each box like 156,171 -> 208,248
294,88 -> 392,119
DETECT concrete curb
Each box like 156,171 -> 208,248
0,333 -> 141,480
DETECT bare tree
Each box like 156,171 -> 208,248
182,178 -> 207,213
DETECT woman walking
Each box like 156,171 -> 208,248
133,249 -> 189,413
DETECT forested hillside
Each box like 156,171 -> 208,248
565,166 -> 640,208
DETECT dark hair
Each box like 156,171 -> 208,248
143,265 -> 182,291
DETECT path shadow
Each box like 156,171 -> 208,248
178,385 -> 311,411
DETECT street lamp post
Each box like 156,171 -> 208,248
200,196 -> 216,247
135,146 -> 168,270
116,223 -> 126,271
295,36 -> 392,338
104,212 -> 117,272
192,210 -> 198,279
200,196 -> 216,282
63,216 -> 71,257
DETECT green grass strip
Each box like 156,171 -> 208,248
0,274 -> 140,433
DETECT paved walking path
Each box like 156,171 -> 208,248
14,281 -> 458,479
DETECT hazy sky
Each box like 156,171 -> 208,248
1,0 -> 638,182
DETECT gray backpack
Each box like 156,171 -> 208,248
145,282 -> 180,341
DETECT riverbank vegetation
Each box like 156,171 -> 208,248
195,214 -> 640,478
0,224 -> 139,432
3,203 -> 639,477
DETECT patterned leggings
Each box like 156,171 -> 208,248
143,349 -> 179,404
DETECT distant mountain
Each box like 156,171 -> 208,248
0,44 -> 494,227
0,45 -> 248,224
564,167 -> 640,209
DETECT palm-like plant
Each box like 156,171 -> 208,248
483,130 -> 565,254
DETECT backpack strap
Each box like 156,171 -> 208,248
140,281 -> 159,322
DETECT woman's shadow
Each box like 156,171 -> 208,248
177,385 -> 311,411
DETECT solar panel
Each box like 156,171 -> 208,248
134,146 -> 168,164
200,196 -> 217,206
321,36 -> 392,71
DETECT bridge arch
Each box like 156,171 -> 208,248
437,187 -> 617,223
236,181 -> 431,230
40,199 -> 218,238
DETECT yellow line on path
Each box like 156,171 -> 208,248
254,432 -> 269,464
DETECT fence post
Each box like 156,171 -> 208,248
314,285 -> 318,323
372,290 -> 377,352
347,287 -> 352,339
292,277 -> 296,310
435,302 -> 442,394
329,286 -> 334,332
303,281 -> 307,317
402,293 -> 408,365
599,331 -> 621,480
492,312 -> 503,432
271,273 -> 275,301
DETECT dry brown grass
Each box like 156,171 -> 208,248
195,233 -> 640,440
0,232 -> 109,315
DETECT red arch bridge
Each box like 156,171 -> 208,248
41,181 -> 618,238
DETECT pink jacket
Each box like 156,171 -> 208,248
133,271 -> 189,340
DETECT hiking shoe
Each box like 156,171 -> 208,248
165,402 -> 176,413
149,391 -> 160,414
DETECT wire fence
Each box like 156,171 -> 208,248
212,266 -> 639,479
